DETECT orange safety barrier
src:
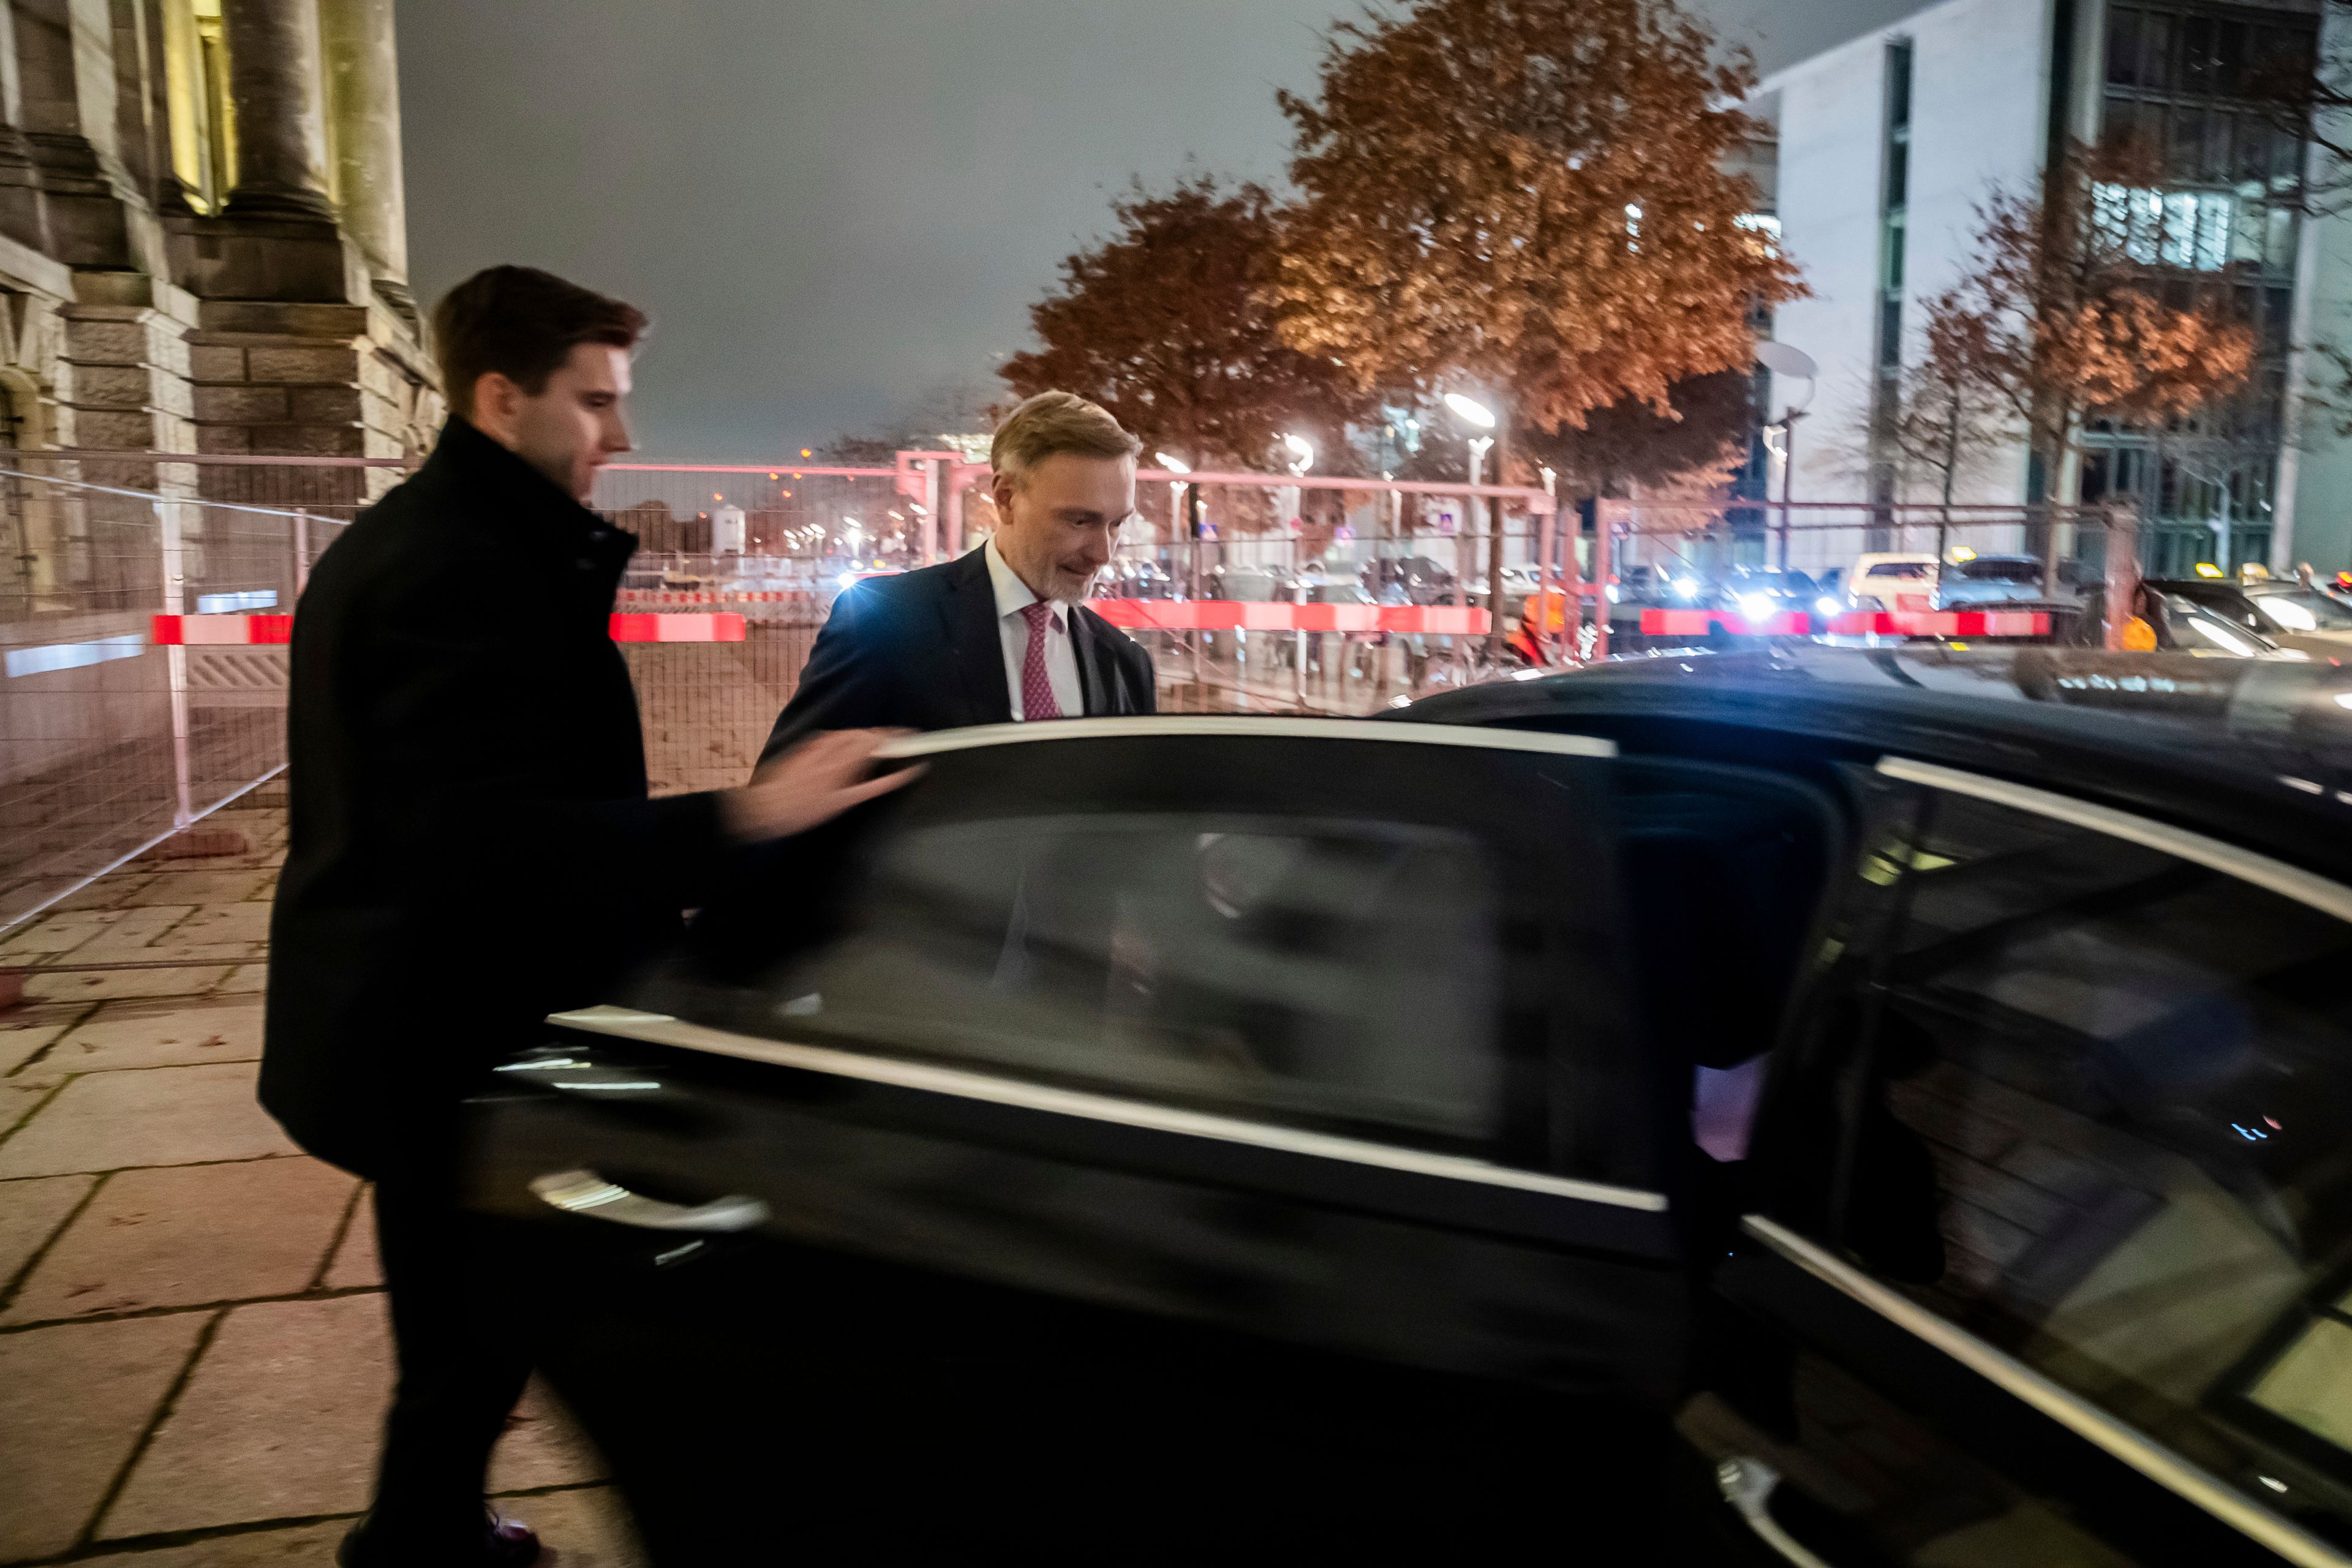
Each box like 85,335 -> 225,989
1088,600 -> 1490,636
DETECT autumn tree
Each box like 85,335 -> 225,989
1517,369 -> 1756,500
1926,141 -> 2260,534
1272,0 -> 1800,643
999,176 -> 1373,481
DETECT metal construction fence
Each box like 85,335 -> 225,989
0,466 -> 346,929
0,447 -> 2180,933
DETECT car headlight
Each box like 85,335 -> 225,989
1737,594 -> 1774,622
1815,595 -> 1842,617
1672,577 -> 1699,600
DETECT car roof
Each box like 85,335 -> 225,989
1399,647 -> 2352,885
1854,553 -> 1937,567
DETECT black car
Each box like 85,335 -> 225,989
465,649 -> 2352,1566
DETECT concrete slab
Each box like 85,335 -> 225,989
28,965 -> 236,1004
215,963 -> 268,995
76,905 -> 198,956
0,908 -> 116,959
0,1011 -> 74,1076
170,903 -> 274,946
0,1311 -> 209,1561
3,1157 -> 355,1325
48,1000 -> 265,1072
322,1185 -> 380,1289
487,1377 -> 612,1493
123,871 -> 271,907
0,1062 -> 299,1178
70,1518 -> 350,1565
100,1294 -> 391,1539
52,875 -> 158,911
0,1171 -> 98,1294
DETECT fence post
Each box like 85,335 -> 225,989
157,497 -> 192,829
1593,500 -> 1616,662
293,508 -> 311,597
2103,502 -> 2141,652
1534,496 -> 1556,666
1562,499 -> 1585,663
922,461 -> 941,566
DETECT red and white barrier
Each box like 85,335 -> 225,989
608,612 -> 745,643
156,611 -> 753,646
1638,609 -> 1813,637
615,590 -> 815,605
151,614 -> 292,645
1827,609 -> 2051,637
1088,600 -> 1490,636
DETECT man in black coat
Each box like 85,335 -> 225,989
761,391 -> 1155,758
262,266 -> 910,1567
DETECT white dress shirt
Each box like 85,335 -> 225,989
984,538 -> 1084,722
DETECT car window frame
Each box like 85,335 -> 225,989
1743,752 -> 2352,1568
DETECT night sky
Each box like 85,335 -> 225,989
396,1 -> 1923,459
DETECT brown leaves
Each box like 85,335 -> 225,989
1272,0 -> 1803,434
998,178 -> 1373,472
1923,141 -> 2258,470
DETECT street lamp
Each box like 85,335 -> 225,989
1755,341 -> 1818,571
1282,433 -> 1316,475
1443,393 -> 1496,429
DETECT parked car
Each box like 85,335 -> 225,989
1933,552 -> 2088,608
1847,552 -> 1940,611
1712,565 -> 1825,621
2154,578 -> 2352,661
464,649 -> 2352,1564
1361,554 -> 1463,605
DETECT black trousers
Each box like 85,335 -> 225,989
367,1172 -> 534,1546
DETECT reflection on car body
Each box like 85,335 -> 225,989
467,651 -> 2352,1565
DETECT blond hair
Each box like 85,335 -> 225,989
990,391 -> 1140,486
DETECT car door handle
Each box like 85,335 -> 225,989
527,1169 -> 770,1232
1717,1458 -> 1834,1568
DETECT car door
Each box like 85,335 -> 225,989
462,716 -> 1705,1556
1711,755 -> 2352,1568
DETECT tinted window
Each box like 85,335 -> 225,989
2252,591 -> 2352,633
759,813 -> 1506,1152
1957,558 -> 2043,582
1855,789 -> 2352,1529
1865,562 -> 1934,579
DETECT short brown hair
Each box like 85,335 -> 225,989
431,266 -> 647,420
990,391 -> 1140,486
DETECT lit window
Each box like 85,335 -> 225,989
2092,182 -> 2234,271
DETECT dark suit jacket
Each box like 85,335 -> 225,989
761,546 -> 1155,761
261,418 -> 730,1180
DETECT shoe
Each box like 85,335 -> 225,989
336,1507 -> 541,1567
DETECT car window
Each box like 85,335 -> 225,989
752,813 -> 1507,1154
1958,559 -> 2041,582
1849,788 -> 2352,1532
1866,562 -> 1933,579
2254,592 -> 2352,633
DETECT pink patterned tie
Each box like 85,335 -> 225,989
1019,600 -> 1063,721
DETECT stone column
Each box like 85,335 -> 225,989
318,0 -> 406,307
0,4 -> 53,252
220,0 -> 333,220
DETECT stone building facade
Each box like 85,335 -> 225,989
0,0 -> 437,503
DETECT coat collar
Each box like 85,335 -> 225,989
421,418 -> 636,593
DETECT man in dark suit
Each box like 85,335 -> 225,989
762,391 -> 1155,757
262,266 -> 911,1567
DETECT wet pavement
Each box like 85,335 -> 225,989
0,785 -> 642,1566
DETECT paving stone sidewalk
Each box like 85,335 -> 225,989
0,788 -> 643,1566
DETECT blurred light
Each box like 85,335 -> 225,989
769,472 -> 779,480
2332,693 -> 2352,710
1817,596 -> 1842,616
2260,1476 -> 2290,1494
1606,585 -> 1622,603
2196,561 -> 2226,578
1947,545 -> 1977,562
1443,393 -> 1497,429
801,448 -> 813,458
1672,576 -> 1699,600
1283,433 -> 1316,475
1738,594 -> 1774,622
1155,451 -> 1191,474
837,571 -> 858,589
